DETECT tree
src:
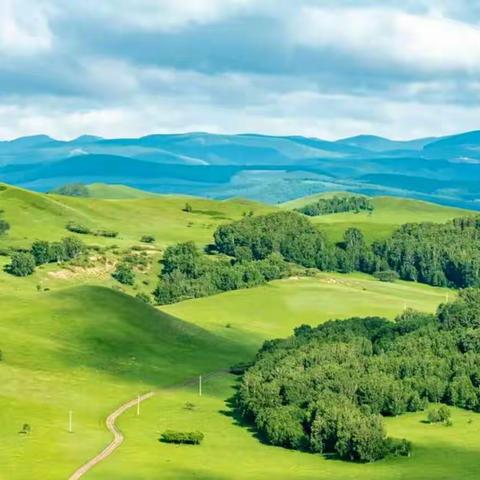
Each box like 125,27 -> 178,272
162,242 -> 203,278
8,252 -> 36,276
31,241 -> 50,265
51,183 -> 90,197
48,242 -> 67,263
183,202 -> 193,213
112,263 -> 135,285
62,236 -> 85,259
0,219 -> 10,235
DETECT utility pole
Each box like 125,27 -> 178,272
69,410 -> 73,433
199,375 -> 202,397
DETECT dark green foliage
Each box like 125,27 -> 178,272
66,222 -> 91,235
66,222 -> 118,238
135,292 -> 152,304
183,202 -> 193,213
0,218 -> 10,235
140,235 -> 156,243
51,183 -> 90,197
374,270 -> 400,282
30,237 -> 85,267
237,291 -> 480,462
427,406 -> 451,424
112,263 -> 135,285
214,211 -> 333,269
8,252 -> 36,276
153,240 -> 290,305
296,195 -> 374,217
160,430 -> 204,445
385,438 -> 411,457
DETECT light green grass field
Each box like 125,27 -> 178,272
0,183 -> 272,249
86,183 -> 159,199
0,183 -> 475,480
89,374 -> 480,480
0,271 -> 452,479
282,195 -> 471,242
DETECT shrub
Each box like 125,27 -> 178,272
136,292 -> 152,304
160,430 -> 204,445
51,183 -> 90,197
112,263 -> 135,285
0,218 -> 10,235
183,203 -> 193,213
141,235 -> 156,244
95,229 -> 118,238
427,406 -> 451,424
374,270 -> 400,282
8,252 -> 36,276
385,438 -> 411,457
66,222 -> 91,235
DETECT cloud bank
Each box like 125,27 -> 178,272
1,0 -> 480,140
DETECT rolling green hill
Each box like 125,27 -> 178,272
283,194 -> 471,242
0,183 -> 272,249
0,183 -> 479,480
85,183 -> 159,199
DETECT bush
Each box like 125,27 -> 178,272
374,270 -> 400,282
427,406 -> 451,424
0,218 -> 10,235
141,235 -> 156,244
66,222 -> 91,235
136,292 -> 152,304
385,438 -> 411,457
8,252 -> 36,276
160,430 -> 204,445
94,229 -> 118,238
112,263 -> 135,285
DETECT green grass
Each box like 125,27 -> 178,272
89,374 -> 480,480
283,195 -> 471,242
0,182 -> 477,479
0,183 -> 273,249
86,183 -> 158,199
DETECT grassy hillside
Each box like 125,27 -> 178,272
86,183 -> 158,199
283,195 -> 471,242
84,273 -> 470,480
0,283 -> 247,480
1,182 -> 478,479
0,183 -> 272,249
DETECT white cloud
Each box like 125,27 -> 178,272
0,0 -> 53,56
291,6 -> 480,74
70,0 -> 255,32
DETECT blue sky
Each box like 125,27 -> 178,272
1,0 -> 480,140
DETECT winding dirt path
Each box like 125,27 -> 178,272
68,391 -> 155,480
68,370 -> 228,479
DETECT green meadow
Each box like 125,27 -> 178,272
0,184 -> 477,479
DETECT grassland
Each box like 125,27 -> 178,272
282,194 -> 471,242
0,183 -> 476,479
85,183 -> 159,199
0,183 -> 272,249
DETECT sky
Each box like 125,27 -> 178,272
2,0 -> 480,140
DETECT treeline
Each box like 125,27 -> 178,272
214,211 -> 480,289
236,289 -> 480,462
7,237 -> 86,276
153,241 -> 289,304
295,195 -> 373,216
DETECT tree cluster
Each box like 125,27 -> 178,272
0,208 -> 10,236
237,289 -> 480,462
153,241 -> 289,304
7,236 -> 86,276
296,195 -> 374,217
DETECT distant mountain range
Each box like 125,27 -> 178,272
2,131 -> 480,207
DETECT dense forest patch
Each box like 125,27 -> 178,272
295,195 -> 374,216
236,289 -> 480,462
